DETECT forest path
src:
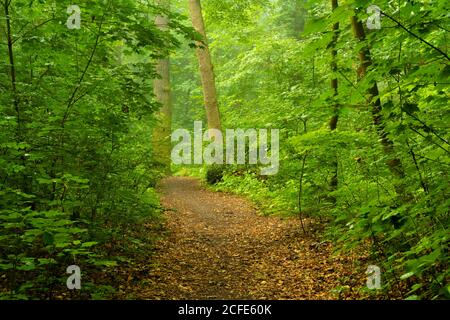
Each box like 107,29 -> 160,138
135,177 -> 361,300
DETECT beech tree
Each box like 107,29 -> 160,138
188,0 -> 222,135
328,0 -> 340,195
0,0 -> 448,300
152,0 -> 173,173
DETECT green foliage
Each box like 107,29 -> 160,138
172,0 -> 449,299
1,0 -> 448,300
0,0 -> 193,299
205,165 -> 224,185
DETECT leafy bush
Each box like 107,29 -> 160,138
206,165 -> 225,185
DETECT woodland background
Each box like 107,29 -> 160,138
0,0 -> 448,300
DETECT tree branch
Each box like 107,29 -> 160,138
61,3 -> 110,126
381,10 -> 450,61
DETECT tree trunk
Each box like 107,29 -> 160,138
188,0 -> 222,133
292,0 -> 307,38
350,14 -> 407,194
4,0 -> 20,140
152,0 -> 172,173
329,0 -> 339,194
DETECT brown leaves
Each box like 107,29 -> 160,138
123,177 -> 367,300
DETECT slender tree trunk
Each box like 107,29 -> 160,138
351,15 -> 412,202
4,0 -> 32,196
350,14 -> 407,194
152,0 -> 172,173
329,0 -> 339,194
292,0 -> 307,38
4,0 -> 20,139
188,0 -> 222,134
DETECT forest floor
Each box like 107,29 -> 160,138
124,177 -> 368,300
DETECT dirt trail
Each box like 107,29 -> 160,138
136,177 -> 363,300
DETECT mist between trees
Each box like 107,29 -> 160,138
0,0 -> 448,300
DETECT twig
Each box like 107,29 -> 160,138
381,10 -> 450,61
61,2 -> 110,126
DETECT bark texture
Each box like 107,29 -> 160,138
152,0 -> 172,173
350,14 -> 408,201
188,0 -> 222,133
329,0 -> 340,192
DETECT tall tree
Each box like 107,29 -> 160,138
350,14 -> 406,187
292,0 -> 307,38
4,0 -> 20,139
152,0 -> 173,173
328,0 -> 339,195
188,0 -> 222,134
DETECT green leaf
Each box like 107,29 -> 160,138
43,232 -> 54,246
81,241 -> 98,248
93,260 -> 117,267
400,272 -> 415,280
